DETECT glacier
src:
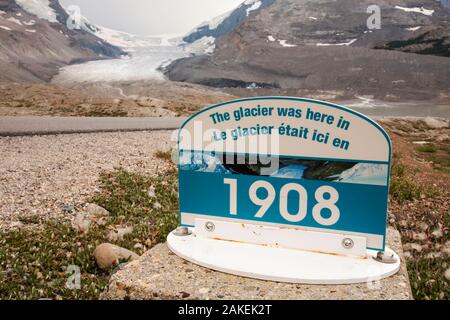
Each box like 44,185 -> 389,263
335,163 -> 389,186
53,33 -> 216,83
179,151 -> 389,187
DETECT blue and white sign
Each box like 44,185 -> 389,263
177,97 -> 391,251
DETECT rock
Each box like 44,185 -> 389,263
10,221 -> 24,229
426,252 -> 442,259
198,288 -> 210,295
71,213 -> 91,234
413,232 -> 428,241
107,226 -> 134,242
424,117 -> 449,129
404,243 -> 423,253
418,222 -> 429,232
94,243 -> 139,270
147,186 -> 156,198
443,241 -> 450,256
445,269 -> 450,282
153,202 -> 162,210
431,228 -> 443,239
436,134 -> 449,142
62,204 -> 75,214
85,203 -> 110,217
102,228 -> 413,300
399,220 -> 408,228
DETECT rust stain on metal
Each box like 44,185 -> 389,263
207,236 -> 367,259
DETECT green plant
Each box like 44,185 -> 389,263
417,144 -> 438,153
154,150 -> 173,162
389,162 -> 439,203
0,168 -> 179,299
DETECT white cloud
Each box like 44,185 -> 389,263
59,0 -> 245,35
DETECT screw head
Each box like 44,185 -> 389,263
173,227 -> 191,236
342,238 -> 354,249
205,221 -> 215,232
373,251 -> 398,264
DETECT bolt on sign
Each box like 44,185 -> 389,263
177,97 -> 391,251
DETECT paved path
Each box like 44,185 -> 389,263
0,117 -> 187,136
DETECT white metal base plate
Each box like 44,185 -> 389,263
167,229 -> 401,285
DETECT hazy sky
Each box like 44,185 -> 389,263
60,0 -> 245,35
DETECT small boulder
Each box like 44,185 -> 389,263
426,252 -> 442,259
153,202 -> 162,210
404,243 -> 423,253
424,117 -> 448,129
431,228 -> 443,239
445,269 -> 450,282
443,241 -> 450,256
62,204 -> 75,214
10,221 -> 24,229
107,226 -> 134,242
71,213 -> 91,234
85,203 -> 110,217
94,243 -> 139,270
147,186 -> 156,198
412,232 -> 428,241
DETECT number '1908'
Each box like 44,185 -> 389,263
224,178 -> 340,226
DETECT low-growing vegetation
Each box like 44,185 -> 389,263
154,149 -> 174,162
416,143 -> 450,174
385,121 -> 449,300
389,160 -> 449,300
0,168 -> 179,299
389,160 -> 439,203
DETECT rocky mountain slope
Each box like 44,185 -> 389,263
0,0 -> 124,83
167,0 -> 450,100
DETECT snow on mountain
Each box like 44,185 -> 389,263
13,0 -> 150,50
395,5 -> 434,16
89,25 -> 152,49
182,0 -> 274,44
166,0 -> 450,99
183,36 -> 216,55
316,39 -> 358,47
279,39 -> 297,47
15,0 -> 57,22
246,0 -> 262,16
0,0 -> 124,83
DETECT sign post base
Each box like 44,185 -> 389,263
167,222 -> 400,285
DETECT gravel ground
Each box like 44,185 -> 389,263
0,131 -> 175,230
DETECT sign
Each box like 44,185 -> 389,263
177,97 -> 391,251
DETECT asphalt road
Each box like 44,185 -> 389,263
0,117 -> 187,137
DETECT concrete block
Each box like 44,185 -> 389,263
102,227 -> 412,300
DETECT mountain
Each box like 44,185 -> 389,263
183,0 -> 275,43
167,0 -> 450,100
0,0 -> 124,83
